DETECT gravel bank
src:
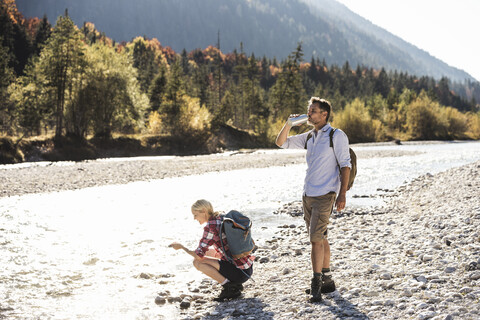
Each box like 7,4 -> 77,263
0,147 -> 420,198
157,160 -> 480,320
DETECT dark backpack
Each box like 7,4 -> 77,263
220,210 -> 256,260
304,127 -> 357,190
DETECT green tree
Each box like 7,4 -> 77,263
217,88 -> 236,125
0,37 -> 15,134
32,15 -> 52,56
130,37 -> 159,93
38,13 -> 87,138
80,42 -> 148,138
149,63 -> 167,112
269,44 -> 306,119
375,67 -> 390,97
8,59 -> 52,136
245,54 -> 268,131
162,59 -> 185,131
366,94 -> 387,122
232,47 -> 247,127
191,64 -> 210,108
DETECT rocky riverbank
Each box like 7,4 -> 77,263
0,146 -> 420,198
156,160 -> 480,320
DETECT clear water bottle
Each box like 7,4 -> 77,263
287,114 -> 308,126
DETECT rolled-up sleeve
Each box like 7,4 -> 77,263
333,130 -> 351,169
281,132 -> 310,149
195,224 -> 216,258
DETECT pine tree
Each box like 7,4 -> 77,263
192,64 -> 210,108
269,43 -> 306,119
131,37 -> 159,93
149,64 -> 167,112
32,15 -> 52,56
161,60 -> 185,131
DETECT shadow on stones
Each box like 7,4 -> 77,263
325,292 -> 370,319
202,297 -> 273,320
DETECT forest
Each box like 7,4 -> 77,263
1,0 -> 480,161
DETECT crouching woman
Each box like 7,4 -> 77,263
169,199 -> 254,301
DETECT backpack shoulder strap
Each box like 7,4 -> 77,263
219,216 -> 232,263
304,131 -> 314,149
329,127 -> 337,148
329,127 -> 340,168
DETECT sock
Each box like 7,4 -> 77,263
322,268 -> 332,277
313,272 -> 322,278
220,278 -> 230,285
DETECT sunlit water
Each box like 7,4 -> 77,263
1,141 -> 479,319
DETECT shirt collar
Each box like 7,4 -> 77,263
312,123 -> 331,134
321,123 -> 332,132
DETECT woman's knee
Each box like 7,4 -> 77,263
193,259 -> 202,270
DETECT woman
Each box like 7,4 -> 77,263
169,199 -> 255,301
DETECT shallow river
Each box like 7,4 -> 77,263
1,141 -> 480,319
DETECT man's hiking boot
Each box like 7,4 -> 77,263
309,276 -> 322,302
321,274 -> 336,293
213,282 -> 243,302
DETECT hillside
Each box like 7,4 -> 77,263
303,0 -> 474,82
15,0 -> 475,83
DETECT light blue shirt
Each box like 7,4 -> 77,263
281,123 -> 351,197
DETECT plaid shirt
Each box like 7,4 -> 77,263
195,215 -> 254,269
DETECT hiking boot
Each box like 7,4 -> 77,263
321,274 -> 336,293
213,282 -> 243,302
309,276 -> 322,302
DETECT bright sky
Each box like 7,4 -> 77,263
335,0 -> 480,82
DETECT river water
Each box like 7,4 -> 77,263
1,141 -> 480,319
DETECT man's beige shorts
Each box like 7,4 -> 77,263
302,192 -> 336,242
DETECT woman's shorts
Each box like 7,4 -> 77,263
219,260 -> 253,283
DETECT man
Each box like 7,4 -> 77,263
275,97 -> 351,302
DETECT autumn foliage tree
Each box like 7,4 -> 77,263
2,6 -> 480,148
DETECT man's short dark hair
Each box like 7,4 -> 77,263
309,97 -> 332,122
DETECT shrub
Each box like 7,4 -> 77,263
146,111 -> 163,134
466,112 -> 480,139
405,92 -> 448,140
177,96 -> 212,134
440,107 -> 468,139
332,98 -> 376,143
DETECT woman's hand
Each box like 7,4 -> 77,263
168,242 -> 183,250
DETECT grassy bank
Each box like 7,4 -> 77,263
0,124 -> 268,164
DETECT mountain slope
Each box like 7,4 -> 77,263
15,0 -> 475,82
303,0 -> 473,82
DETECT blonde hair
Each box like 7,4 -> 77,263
191,199 -> 219,217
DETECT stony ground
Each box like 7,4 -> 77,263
157,160 -> 480,320
2,144 -> 477,320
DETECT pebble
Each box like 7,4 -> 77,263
444,267 -> 456,273
154,296 -> 166,305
